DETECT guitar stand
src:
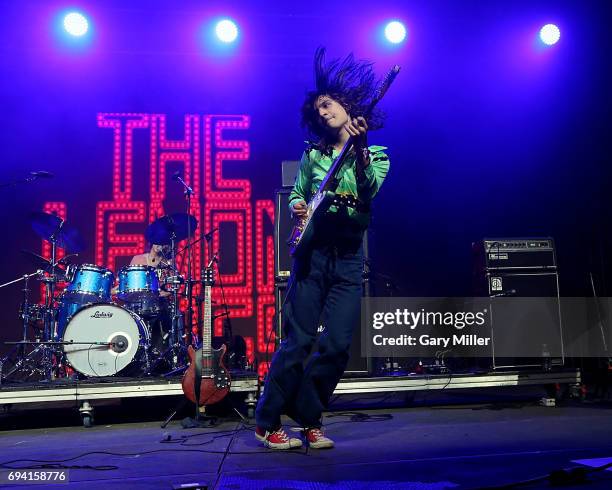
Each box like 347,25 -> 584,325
180,413 -> 220,429
161,397 -> 188,428
160,397 -> 221,429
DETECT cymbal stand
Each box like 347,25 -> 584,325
150,228 -> 187,374
168,230 -> 181,369
0,270 -> 41,384
0,217 -> 66,382
40,223 -> 63,379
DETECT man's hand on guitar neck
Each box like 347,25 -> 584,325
344,116 -> 370,170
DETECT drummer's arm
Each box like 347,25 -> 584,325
130,254 -> 147,266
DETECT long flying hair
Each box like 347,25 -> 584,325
301,47 -> 385,151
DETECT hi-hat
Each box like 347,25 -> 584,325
20,249 -> 77,274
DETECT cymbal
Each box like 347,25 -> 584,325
20,249 -> 71,274
21,250 -> 54,274
21,249 -> 78,272
145,213 -> 198,245
29,212 -> 86,252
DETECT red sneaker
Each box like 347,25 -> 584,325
255,426 -> 303,450
303,427 -> 334,449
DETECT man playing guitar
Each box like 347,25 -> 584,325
255,48 -> 391,449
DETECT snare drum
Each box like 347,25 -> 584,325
63,264 -> 114,303
117,265 -> 160,302
62,303 -> 150,377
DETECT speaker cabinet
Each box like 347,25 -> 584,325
274,281 -> 370,376
274,189 -> 293,281
485,271 -> 565,370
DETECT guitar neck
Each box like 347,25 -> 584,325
316,64 -> 400,196
201,283 -> 213,376
317,139 -> 354,194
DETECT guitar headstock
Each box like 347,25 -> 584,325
201,267 -> 215,287
371,65 -> 401,108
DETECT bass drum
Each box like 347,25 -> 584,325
62,303 -> 150,377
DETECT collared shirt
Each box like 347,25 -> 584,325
288,144 -> 390,229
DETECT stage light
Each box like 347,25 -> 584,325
384,21 -> 407,44
539,24 -> 560,46
63,12 -> 89,37
215,19 -> 239,43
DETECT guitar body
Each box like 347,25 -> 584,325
182,344 -> 230,406
288,191 -> 335,257
181,266 -> 230,407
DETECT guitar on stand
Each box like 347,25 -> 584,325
287,64 -> 400,258
181,258 -> 230,420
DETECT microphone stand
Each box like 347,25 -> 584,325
175,228 -> 218,258
175,176 -> 195,347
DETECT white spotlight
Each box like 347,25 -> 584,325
384,21 -> 407,44
539,24 -> 560,46
63,12 -> 89,37
215,19 -> 239,43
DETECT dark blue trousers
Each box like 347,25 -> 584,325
256,240 -> 363,430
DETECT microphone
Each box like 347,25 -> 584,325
30,171 -> 54,178
204,227 -> 219,241
172,170 -> 193,195
58,253 -> 78,265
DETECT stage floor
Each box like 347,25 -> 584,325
2,399 -> 612,489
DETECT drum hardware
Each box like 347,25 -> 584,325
30,213 -> 84,380
1,338 -> 137,381
145,212 -> 198,372
1,212 -> 86,383
163,275 -> 185,291
20,249 -> 76,276
0,270 -> 43,384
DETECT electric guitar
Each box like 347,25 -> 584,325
287,64 -> 400,258
181,266 -> 230,406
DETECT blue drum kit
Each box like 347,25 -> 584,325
1,211 -> 201,381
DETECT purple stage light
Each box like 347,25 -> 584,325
215,19 -> 239,43
63,12 -> 89,37
539,24 -> 560,46
384,21 -> 407,44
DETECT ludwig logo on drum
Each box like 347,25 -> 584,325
90,311 -> 113,318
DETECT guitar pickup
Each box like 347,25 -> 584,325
332,194 -> 366,211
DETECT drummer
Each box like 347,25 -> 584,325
131,243 -> 170,272
129,243 -> 170,296
111,244 -> 171,297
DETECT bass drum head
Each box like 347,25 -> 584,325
62,303 -> 148,377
